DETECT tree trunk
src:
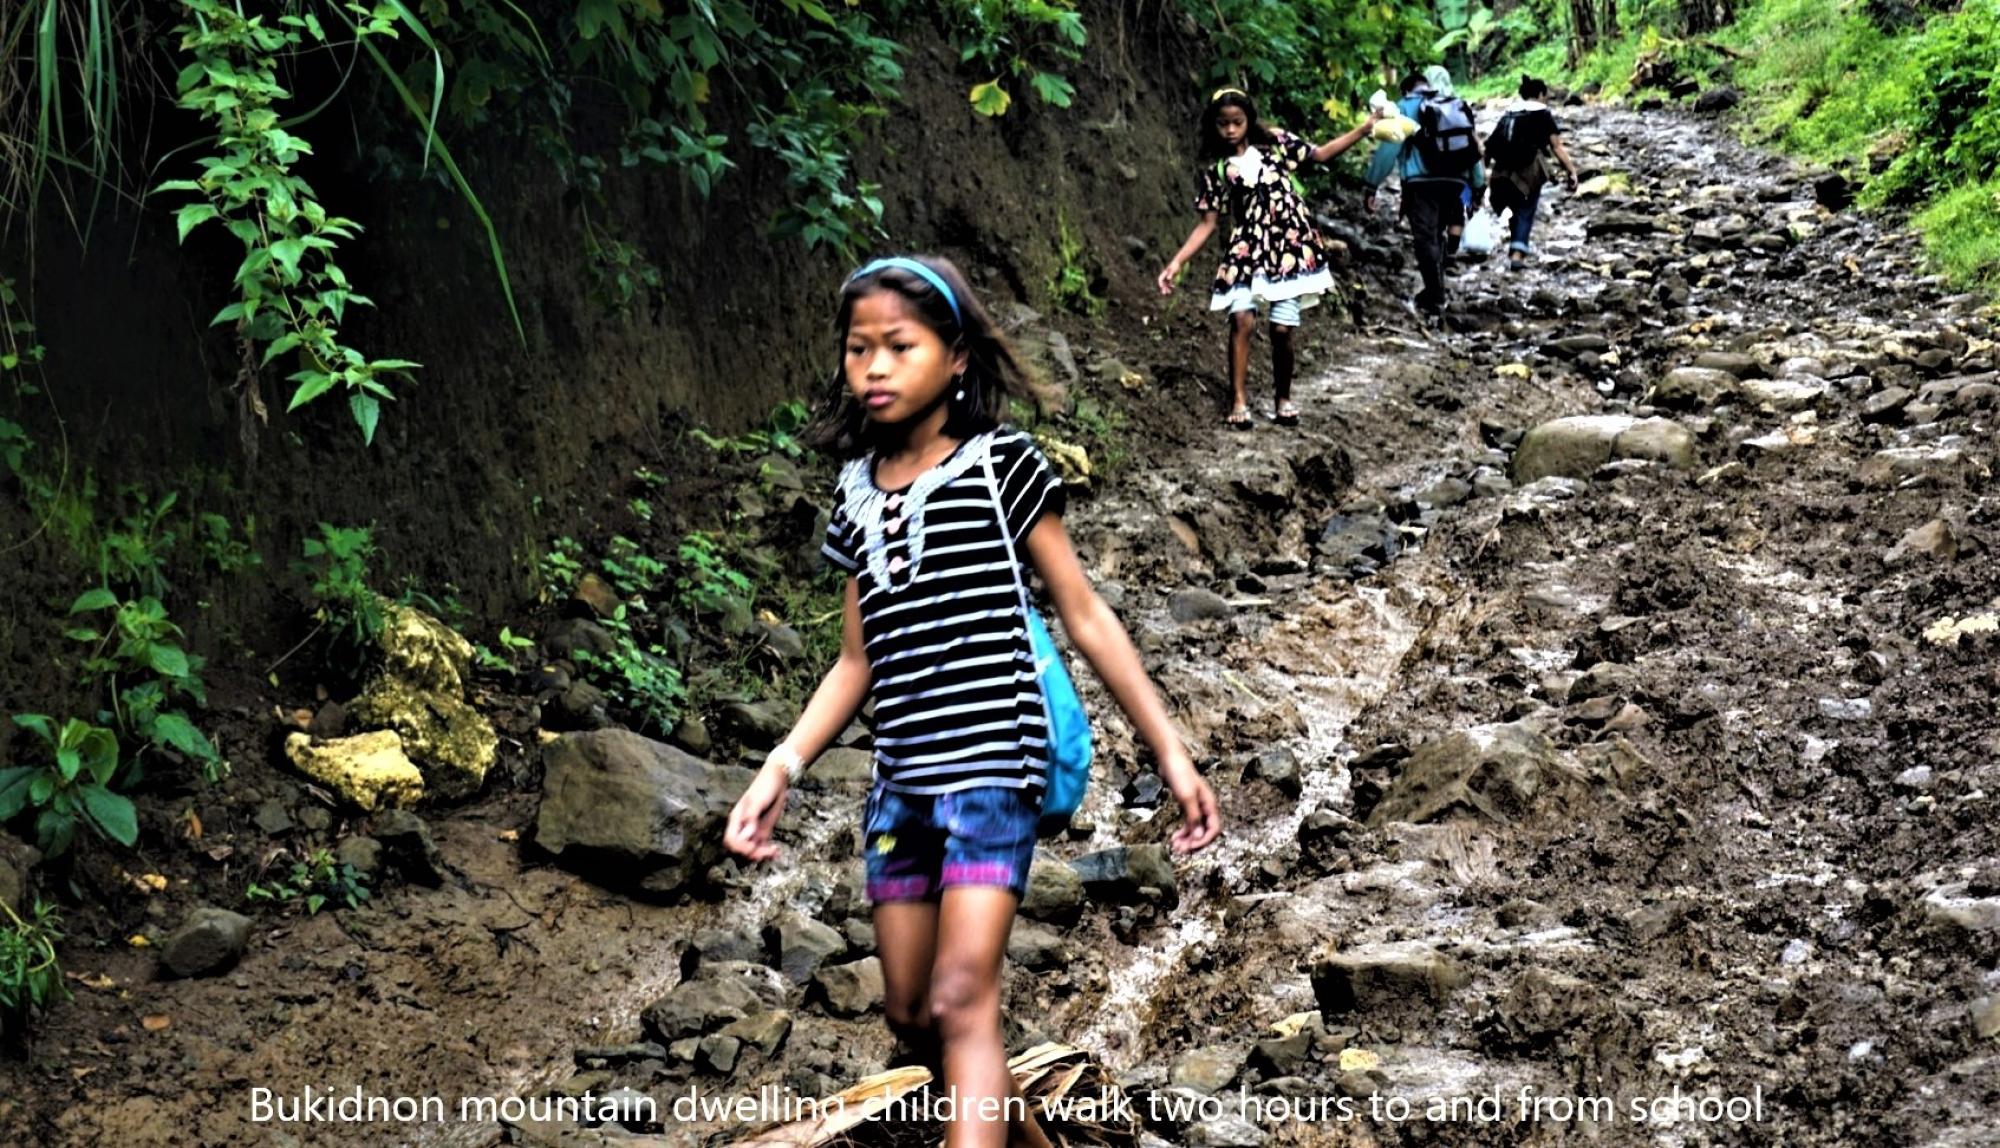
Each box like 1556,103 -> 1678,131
1682,0 -> 1737,36
1567,0 -> 1599,64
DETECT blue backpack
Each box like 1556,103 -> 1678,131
981,438 -> 1093,826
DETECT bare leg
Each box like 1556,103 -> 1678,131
874,901 -> 941,1070
1270,323 -> 1296,407
932,887 -> 1052,1148
1227,310 -> 1256,417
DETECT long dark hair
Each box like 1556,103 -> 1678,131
805,254 -> 1043,458
1197,89 -> 1277,162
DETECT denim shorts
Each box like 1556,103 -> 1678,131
862,784 -> 1042,904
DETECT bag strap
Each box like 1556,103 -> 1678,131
978,434 -> 1036,624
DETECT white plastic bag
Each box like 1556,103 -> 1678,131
1461,208 -> 1503,256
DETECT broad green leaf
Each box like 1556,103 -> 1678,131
1030,72 -> 1075,108
176,203 -> 221,243
147,643 -> 190,678
80,785 -> 139,846
0,767 -> 36,820
969,80 -> 1011,117
150,713 -> 215,761
64,628 -> 100,642
69,587 -> 118,613
287,372 -> 337,411
56,748 -> 80,782
351,394 -> 381,446
269,238 -> 308,280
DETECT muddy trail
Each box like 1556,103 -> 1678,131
6,102 -> 1999,1148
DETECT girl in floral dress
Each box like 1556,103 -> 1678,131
1158,88 -> 1377,428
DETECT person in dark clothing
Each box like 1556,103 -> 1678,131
1485,76 -> 1581,266
1363,71 -> 1487,321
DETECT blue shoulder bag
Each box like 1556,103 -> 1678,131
981,438 -> 1093,824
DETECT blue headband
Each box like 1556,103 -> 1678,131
848,257 -> 962,326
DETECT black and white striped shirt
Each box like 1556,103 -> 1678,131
822,428 -> 1066,795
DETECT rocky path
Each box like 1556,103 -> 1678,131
9,103 -> 1997,1148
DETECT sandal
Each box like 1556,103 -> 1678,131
1224,407 -> 1254,430
1275,401 -> 1301,427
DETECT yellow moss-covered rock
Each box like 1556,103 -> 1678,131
374,600 -> 475,695
284,731 -> 424,811
1034,433 -> 1093,486
347,674 -> 497,800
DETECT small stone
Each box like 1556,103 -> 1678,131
1006,922 -> 1068,971
698,1033 -> 742,1074
670,716 -> 713,757
571,572 -> 621,619
334,836 -> 384,880
1168,588 -> 1233,625
718,700 -> 799,749
1972,996 -> 2000,1041
642,976 -> 765,1042
1071,845 -> 1178,905
1779,939 -> 1811,966
162,907 -> 252,978
1893,766 -> 1933,792
1170,1045 -> 1246,1095
1186,1114 -> 1267,1147
1862,386 -> 1914,423
373,809 -> 445,886
718,1009 -> 792,1057
1886,519 -> 1957,565
1817,698 -> 1873,722
1311,941 -> 1468,1015
253,799 -> 295,836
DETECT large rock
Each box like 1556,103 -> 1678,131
162,907 -> 252,978
0,833 -> 37,915
717,701 -> 799,749
1020,854 -> 1086,923
767,911 -> 847,984
283,730 -> 425,811
1691,351 -> 1765,379
1366,721 -> 1575,826
642,976 -> 768,1042
1311,941 -> 1468,1015
1856,446 -> 1967,488
347,601 -> 497,799
1171,1045 -> 1248,1094
535,730 -> 754,898
1512,416 -> 1695,483
1647,367 -> 1741,409
813,957 -> 885,1017
1071,844 -> 1178,905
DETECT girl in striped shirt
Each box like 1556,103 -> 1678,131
725,255 -> 1220,1148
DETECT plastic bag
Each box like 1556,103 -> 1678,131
1461,208 -> 1503,256
1369,114 -> 1420,142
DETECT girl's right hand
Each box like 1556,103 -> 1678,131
725,767 -> 789,861
1156,262 -> 1180,296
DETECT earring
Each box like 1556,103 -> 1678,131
953,374 -> 966,402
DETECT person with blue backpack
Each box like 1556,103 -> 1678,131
1363,70 -> 1489,322
725,254 -> 1220,1148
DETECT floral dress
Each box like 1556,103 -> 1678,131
1193,128 -> 1336,313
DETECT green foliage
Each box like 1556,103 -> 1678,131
690,399 -> 813,459
1183,0 -> 1437,136
676,532 -> 753,618
196,512 -> 261,576
1047,210 -> 1104,318
1913,179 -> 2000,291
246,846 -> 371,916
0,899 -> 68,1016
158,2 -> 426,446
66,588 -> 225,784
574,606 -> 685,735
538,536 -> 584,602
98,487 -> 180,599
472,625 -> 536,672
603,535 -> 668,598
299,523 -> 385,652
940,0 -> 1087,116
0,715 -> 134,857
1877,0 -> 2000,200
